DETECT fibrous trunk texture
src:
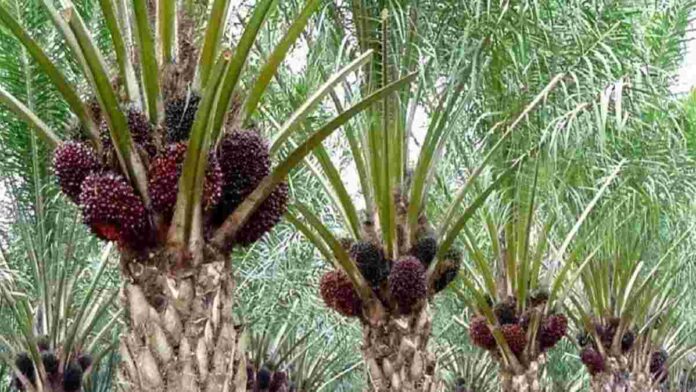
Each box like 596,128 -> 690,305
118,248 -> 246,391
590,358 -> 660,392
361,305 -> 439,392
500,359 -> 542,392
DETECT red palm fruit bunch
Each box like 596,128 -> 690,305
319,270 -> 362,317
469,291 -> 568,360
148,142 -> 222,220
580,347 -> 605,376
53,98 -> 287,251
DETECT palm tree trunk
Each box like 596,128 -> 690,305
590,373 -> 660,392
117,248 -> 247,391
589,358 -> 660,392
361,305 -> 438,392
499,360 -> 542,392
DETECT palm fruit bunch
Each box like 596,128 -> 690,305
388,256 -> 428,313
246,365 -> 292,392
501,324 -> 527,356
580,347 -> 605,375
350,241 -> 389,288
409,230 -> 438,267
319,270 -> 362,317
212,130 -> 288,247
148,143 -> 222,219
468,291 -> 567,358
99,107 -> 158,161
579,317 -> 635,353
469,315 -> 496,350
53,94 -> 287,251
165,94 -> 201,142
430,247 -> 462,294
53,142 -> 102,203
538,313 -> 569,350
649,349 -> 669,383
11,345 -> 93,392
453,379 -> 473,392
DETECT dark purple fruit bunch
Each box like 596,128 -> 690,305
650,350 -> 669,377
431,247 -> 461,293
580,347 -> 605,375
100,108 -> 157,157
214,130 -> 271,224
320,270 -> 362,317
14,352 -> 35,385
165,94 -> 201,142
77,353 -> 93,371
79,172 -> 151,248
469,316 -> 496,350
409,234 -> 437,267
53,142 -> 102,202
256,367 -> 272,390
269,370 -> 288,392
62,361 -> 83,392
501,324 -> 527,356
232,181 -> 288,247
41,352 -> 59,374
388,256 -> 427,313
350,241 -> 388,287
469,295 -> 567,357
621,330 -> 635,352
148,143 -> 222,218
538,314 -> 568,350
211,130 -> 287,247
598,317 -> 620,349
246,365 -> 290,392
494,297 -> 518,325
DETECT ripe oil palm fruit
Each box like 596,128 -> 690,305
0,1 -> 412,390
458,165 -> 622,392
569,213 -> 695,392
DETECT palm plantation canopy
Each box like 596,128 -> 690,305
0,0 -> 693,391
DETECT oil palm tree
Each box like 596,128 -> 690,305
0,176 -> 120,392
282,3 -> 572,390
0,0 -> 412,390
569,210 -> 696,391
457,163 -> 622,392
